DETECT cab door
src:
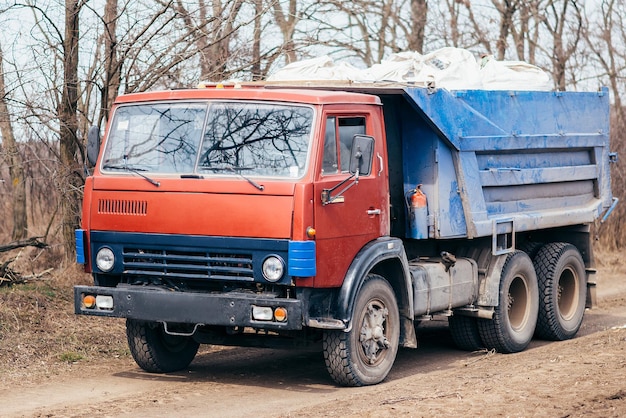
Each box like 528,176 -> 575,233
313,109 -> 389,288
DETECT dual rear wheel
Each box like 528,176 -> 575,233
533,243 -> 587,340
450,243 -> 587,353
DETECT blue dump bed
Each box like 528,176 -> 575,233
373,86 -> 614,241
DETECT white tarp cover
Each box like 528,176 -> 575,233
267,47 -> 553,91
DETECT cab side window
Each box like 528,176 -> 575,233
322,116 -> 366,175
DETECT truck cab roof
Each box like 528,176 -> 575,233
114,85 -> 382,106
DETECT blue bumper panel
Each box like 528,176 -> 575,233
75,229 -> 85,264
288,240 -> 316,277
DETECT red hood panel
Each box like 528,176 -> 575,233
89,190 -> 294,239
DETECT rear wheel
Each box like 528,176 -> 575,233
519,241 -> 543,260
126,319 -> 200,373
323,274 -> 400,386
478,251 -> 539,353
533,243 -> 586,340
448,315 -> 484,351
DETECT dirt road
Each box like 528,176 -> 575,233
3,267 -> 626,417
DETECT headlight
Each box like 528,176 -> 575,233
95,247 -> 115,272
262,256 -> 284,282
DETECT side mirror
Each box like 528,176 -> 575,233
349,135 -> 374,176
86,125 -> 101,167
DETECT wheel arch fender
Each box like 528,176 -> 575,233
477,252 -> 509,307
336,237 -> 417,348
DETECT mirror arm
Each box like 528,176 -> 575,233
321,171 -> 359,205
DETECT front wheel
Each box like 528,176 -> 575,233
323,274 -> 400,386
126,319 -> 200,373
478,251 -> 539,353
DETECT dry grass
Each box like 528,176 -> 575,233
0,257 -> 128,387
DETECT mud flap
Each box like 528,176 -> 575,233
586,268 -> 597,309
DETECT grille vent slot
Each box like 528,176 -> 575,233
98,199 -> 148,215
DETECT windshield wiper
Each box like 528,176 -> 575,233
200,165 -> 264,191
225,166 -> 264,191
102,164 -> 160,187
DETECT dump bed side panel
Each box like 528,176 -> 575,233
398,87 -> 612,240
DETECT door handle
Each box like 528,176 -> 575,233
367,209 -> 381,216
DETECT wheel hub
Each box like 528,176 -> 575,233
359,302 -> 389,365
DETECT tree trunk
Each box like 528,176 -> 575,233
251,0 -> 262,80
59,0 -> 83,259
272,0 -> 298,64
408,0 -> 428,53
492,0 -> 518,61
0,44 -> 28,240
98,0 -> 120,126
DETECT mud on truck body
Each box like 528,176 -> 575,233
75,83 -> 617,386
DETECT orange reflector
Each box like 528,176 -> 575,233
83,295 -> 96,308
306,227 -> 316,239
274,307 -> 288,322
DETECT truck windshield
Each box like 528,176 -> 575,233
102,101 -> 314,178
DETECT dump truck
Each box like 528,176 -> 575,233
74,82 -> 617,386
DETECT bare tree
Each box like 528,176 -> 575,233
434,0 -> 492,53
251,0 -> 262,80
443,0 -> 463,48
583,0 -> 625,127
540,0 -> 583,90
491,0 -> 520,60
582,0 -> 626,249
0,43 -> 27,240
509,0 -> 542,63
313,0 -> 410,65
173,0 -> 246,82
2,0 -> 625,252
58,0 -> 85,258
271,0 -> 299,64
408,0 -> 428,53
97,0 -> 121,126
482,1 -> 545,63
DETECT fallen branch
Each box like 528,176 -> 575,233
0,237 -> 48,253
0,259 -> 53,286
0,258 -> 20,285
21,268 -> 54,281
0,240 -> 53,286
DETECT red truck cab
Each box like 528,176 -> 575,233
76,86 -> 402,386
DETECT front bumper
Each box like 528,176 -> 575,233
74,285 -> 303,331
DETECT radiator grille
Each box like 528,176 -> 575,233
98,199 -> 148,215
122,248 -> 254,281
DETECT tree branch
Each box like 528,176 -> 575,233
0,237 -> 48,253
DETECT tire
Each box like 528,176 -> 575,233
126,319 -> 200,373
519,241 -> 543,260
448,315 -> 484,351
533,243 -> 587,341
323,274 -> 400,386
478,251 -> 539,354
